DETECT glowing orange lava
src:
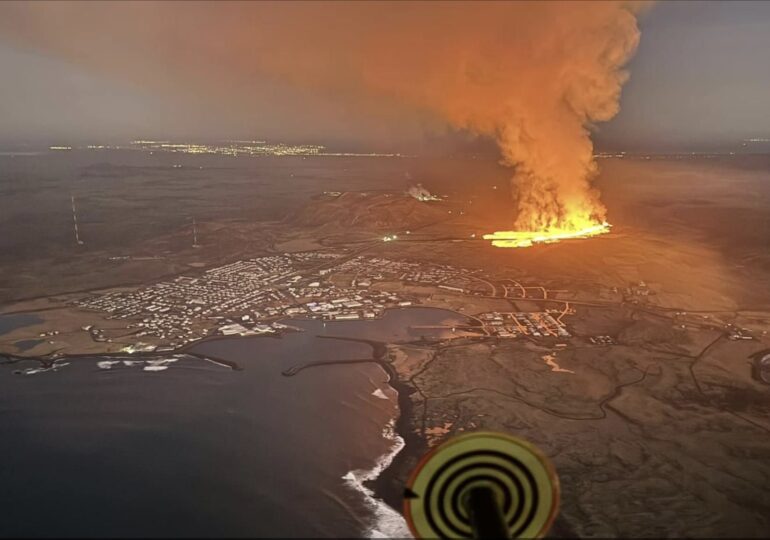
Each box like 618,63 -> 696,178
483,221 -> 611,248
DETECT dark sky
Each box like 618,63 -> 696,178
0,1 -> 768,152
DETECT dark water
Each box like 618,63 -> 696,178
12,338 -> 44,351
0,308 -> 468,538
0,313 -> 42,336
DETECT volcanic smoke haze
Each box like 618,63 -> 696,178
0,1 -> 643,234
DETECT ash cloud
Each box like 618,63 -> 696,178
0,1 -> 643,230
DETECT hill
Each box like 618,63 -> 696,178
286,191 -> 449,231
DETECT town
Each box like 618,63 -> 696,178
72,250 -> 579,351
68,247 -> 763,356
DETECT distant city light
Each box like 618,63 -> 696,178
50,140 -> 409,158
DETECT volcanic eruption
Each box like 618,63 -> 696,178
273,2 -> 642,248
258,2 -> 642,248
0,2 -> 643,246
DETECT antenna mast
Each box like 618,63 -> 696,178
192,217 -> 201,248
71,194 -> 84,245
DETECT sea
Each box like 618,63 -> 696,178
0,307 -> 469,537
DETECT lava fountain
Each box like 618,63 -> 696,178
484,180 -> 614,248
483,221 -> 611,248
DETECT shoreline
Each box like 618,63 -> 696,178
283,335 -> 582,538
367,360 -> 425,531
281,334 -> 428,536
2,310 -> 448,533
1,315 -> 585,536
3,321 -> 432,537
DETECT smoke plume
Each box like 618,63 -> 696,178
0,1 -> 643,230
407,184 -> 440,202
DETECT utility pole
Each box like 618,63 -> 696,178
192,217 -> 201,248
71,194 -> 84,245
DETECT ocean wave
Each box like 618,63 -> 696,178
145,358 -> 179,366
371,388 -> 389,400
143,365 -> 169,372
342,419 -> 412,539
97,360 -> 121,370
20,361 -> 70,376
97,357 -> 179,372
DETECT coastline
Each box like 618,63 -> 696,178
3,318 -> 432,538
288,335 -> 583,538
366,360 -> 424,537
2,312 -> 582,536
281,334 -> 427,537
